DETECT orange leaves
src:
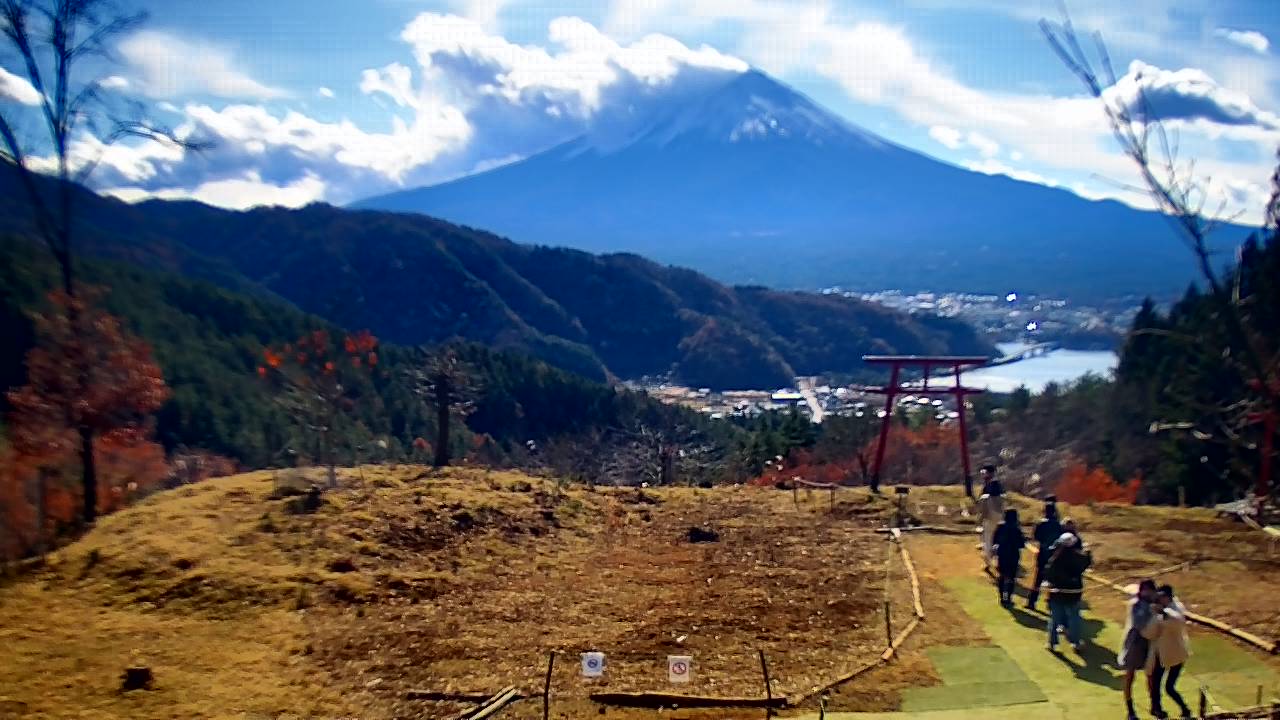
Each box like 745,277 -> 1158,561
7,290 -> 169,458
259,329 -> 378,380
0,433 -> 170,560
1055,462 -> 1139,504
347,330 -> 377,355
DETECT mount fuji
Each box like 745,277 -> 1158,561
356,69 -> 1242,301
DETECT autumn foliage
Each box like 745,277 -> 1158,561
5,290 -> 169,527
258,329 -> 378,478
748,449 -> 864,487
1054,462 -> 1140,504
1,431 -> 171,560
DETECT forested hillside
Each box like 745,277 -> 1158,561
0,164 -> 993,390
0,239 -> 701,469
964,228 -> 1280,506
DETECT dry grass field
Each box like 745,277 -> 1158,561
0,469 -> 1276,720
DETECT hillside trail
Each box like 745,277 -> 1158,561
795,533 -> 1280,720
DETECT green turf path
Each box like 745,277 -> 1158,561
799,577 -> 1279,720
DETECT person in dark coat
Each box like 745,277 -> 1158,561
1025,498 -> 1062,610
1044,532 -> 1091,651
979,463 -> 1004,497
991,508 -> 1025,606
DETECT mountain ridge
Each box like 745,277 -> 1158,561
356,69 -> 1245,301
0,162 -> 992,390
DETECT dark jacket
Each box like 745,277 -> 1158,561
981,478 -> 1005,497
1033,517 -> 1063,552
992,521 -> 1025,560
1045,545 -> 1091,602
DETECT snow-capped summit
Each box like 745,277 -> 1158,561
355,69 -> 1235,301
570,69 -> 884,156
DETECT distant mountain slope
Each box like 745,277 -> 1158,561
0,162 -> 991,389
0,238 -> 701,466
357,69 -> 1245,301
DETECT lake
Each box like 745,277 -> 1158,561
958,342 -> 1117,393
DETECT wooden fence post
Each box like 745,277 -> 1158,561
543,651 -> 555,720
758,649 -> 774,718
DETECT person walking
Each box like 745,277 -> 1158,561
1119,579 -> 1158,720
1043,532 -> 1089,652
992,508 -> 1026,606
1025,498 -> 1062,611
1143,585 -> 1192,720
976,464 -> 1006,570
979,464 -> 1004,497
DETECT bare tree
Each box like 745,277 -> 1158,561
1041,10 -> 1279,505
407,347 -> 477,468
1,0 -> 195,524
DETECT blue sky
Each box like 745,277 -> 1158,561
2,0 -> 1278,222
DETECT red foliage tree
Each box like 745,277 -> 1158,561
1055,462 -> 1139,505
6,291 -> 169,524
258,329 -> 378,484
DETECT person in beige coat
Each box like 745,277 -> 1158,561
1141,584 -> 1192,719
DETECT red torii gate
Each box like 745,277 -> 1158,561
860,355 -> 989,495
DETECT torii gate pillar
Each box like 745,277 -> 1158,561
861,356 -> 989,496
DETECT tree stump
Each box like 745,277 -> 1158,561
121,666 -> 153,691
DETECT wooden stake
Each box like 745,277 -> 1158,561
884,600 -> 893,649
758,649 -> 774,719
543,651 -> 556,720
1199,687 -> 1207,718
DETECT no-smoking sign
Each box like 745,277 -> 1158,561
581,652 -> 605,678
667,655 -> 692,683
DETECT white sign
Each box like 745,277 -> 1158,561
668,655 -> 692,683
581,652 -> 605,678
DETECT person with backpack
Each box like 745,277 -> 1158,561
1119,579 -> 1158,720
1025,498 -> 1062,611
992,508 -> 1026,606
1143,585 -> 1193,720
1043,532 -> 1090,651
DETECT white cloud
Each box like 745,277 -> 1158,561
930,125 -> 999,157
1213,27 -> 1269,55
0,65 -> 41,105
966,131 -> 1000,158
106,171 -> 327,210
119,30 -> 287,100
1104,60 -> 1280,132
76,15 -> 748,210
929,125 -> 963,149
963,158 -> 1056,187
317,86 -> 335,99
100,76 -> 131,91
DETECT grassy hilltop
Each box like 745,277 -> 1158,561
1,469 -> 1277,720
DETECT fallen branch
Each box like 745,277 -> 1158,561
405,690 -> 502,702
897,537 -> 926,620
460,686 -> 521,720
588,692 -> 785,709
874,525 -> 971,535
1085,571 -> 1278,655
